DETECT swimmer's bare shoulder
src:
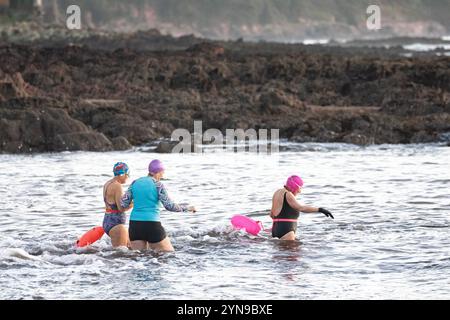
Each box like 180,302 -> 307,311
270,188 -> 283,218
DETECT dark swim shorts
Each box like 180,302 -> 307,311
129,221 -> 167,244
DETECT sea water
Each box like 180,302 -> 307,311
1,143 -> 449,299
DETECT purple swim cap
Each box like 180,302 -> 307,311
149,159 -> 165,174
285,175 -> 304,193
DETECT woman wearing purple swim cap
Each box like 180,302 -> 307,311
120,159 -> 196,252
270,175 -> 334,240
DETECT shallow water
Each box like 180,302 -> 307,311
1,143 -> 449,299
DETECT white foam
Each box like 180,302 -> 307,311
403,43 -> 450,52
173,235 -> 196,242
171,223 -> 234,240
202,235 -> 220,243
113,246 -> 129,252
46,253 -> 106,266
303,39 -> 330,45
0,236 -> 26,248
0,248 -> 42,261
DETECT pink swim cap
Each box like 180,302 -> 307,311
285,175 -> 304,193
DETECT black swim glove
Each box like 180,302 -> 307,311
319,208 -> 334,219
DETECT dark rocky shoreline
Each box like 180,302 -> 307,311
1,30 -> 449,153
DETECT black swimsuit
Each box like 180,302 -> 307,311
272,192 -> 300,238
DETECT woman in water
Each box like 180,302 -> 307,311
103,162 -> 132,248
271,175 -> 334,240
120,159 -> 196,252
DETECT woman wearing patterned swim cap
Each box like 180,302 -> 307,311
270,175 -> 334,240
102,162 -> 132,248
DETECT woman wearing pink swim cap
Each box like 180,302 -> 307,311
270,175 -> 334,240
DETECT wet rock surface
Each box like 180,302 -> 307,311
0,29 -> 449,153
0,98 -> 114,152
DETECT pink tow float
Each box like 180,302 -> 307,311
230,215 -> 264,236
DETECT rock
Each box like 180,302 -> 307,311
258,89 -> 305,114
111,136 -> 132,151
1,34 -> 450,154
0,101 -> 113,153
154,139 -> 201,153
186,42 -> 225,56
155,140 -> 180,153
0,73 -> 30,100
0,82 -> 20,100
341,132 -> 371,145
351,118 -> 371,131
53,132 -> 113,152
410,131 -> 436,143
290,135 -> 318,143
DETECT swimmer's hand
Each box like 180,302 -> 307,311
188,206 -> 197,213
319,208 -> 334,219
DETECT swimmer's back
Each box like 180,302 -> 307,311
130,176 -> 160,222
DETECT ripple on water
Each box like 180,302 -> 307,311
1,145 -> 450,299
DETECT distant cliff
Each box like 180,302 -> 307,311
41,0 -> 450,40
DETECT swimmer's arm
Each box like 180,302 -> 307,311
112,183 -> 129,212
155,181 -> 188,212
119,186 -> 134,211
270,193 -> 278,217
299,205 -> 320,213
286,193 -> 318,213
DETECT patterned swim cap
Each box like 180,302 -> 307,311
113,162 -> 130,176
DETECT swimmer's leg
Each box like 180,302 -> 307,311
109,224 -> 129,248
130,240 -> 148,251
280,231 -> 296,241
149,237 -> 174,252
